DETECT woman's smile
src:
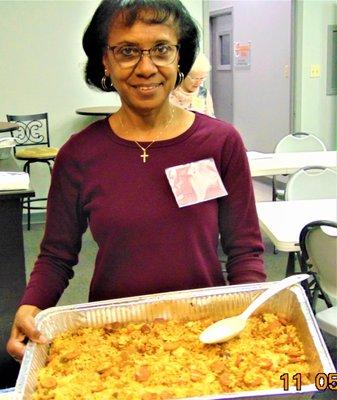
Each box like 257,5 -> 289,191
131,82 -> 163,94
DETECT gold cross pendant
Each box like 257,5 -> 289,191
140,148 -> 149,163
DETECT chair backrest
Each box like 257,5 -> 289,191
285,166 -> 337,200
274,132 -> 326,153
300,220 -> 337,303
6,113 -> 50,154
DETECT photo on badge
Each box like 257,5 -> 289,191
165,158 -> 228,207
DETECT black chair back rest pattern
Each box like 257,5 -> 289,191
6,113 -> 50,155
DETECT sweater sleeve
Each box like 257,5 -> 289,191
20,137 -> 88,309
218,126 -> 266,284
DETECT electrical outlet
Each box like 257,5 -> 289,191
310,64 -> 321,78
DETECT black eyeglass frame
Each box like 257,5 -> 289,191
105,44 -> 180,68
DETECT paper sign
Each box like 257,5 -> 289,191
234,42 -> 251,67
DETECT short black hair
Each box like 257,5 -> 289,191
82,0 -> 200,92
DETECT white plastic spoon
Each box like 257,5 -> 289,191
199,273 -> 310,344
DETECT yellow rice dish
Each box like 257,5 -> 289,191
32,313 -> 312,400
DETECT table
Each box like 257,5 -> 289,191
75,106 -> 120,116
256,199 -> 337,275
0,122 -> 18,133
0,157 -> 34,388
248,151 -> 337,177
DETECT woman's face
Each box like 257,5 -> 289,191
181,72 -> 207,93
103,16 -> 180,112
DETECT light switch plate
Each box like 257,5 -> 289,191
310,64 -> 321,78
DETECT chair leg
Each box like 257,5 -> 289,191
21,159 -> 53,230
24,162 -> 31,231
27,197 -> 31,231
46,160 -> 53,174
272,176 -> 276,201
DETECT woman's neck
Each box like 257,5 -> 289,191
123,102 -> 171,126
112,103 -> 175,141
109,104 -> 195,142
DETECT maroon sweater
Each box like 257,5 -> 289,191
21,112 -> 265,309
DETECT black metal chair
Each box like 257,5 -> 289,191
6,113 -> 58,230
299,220 -> 337,313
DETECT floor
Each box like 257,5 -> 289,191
18,179 -> 336,397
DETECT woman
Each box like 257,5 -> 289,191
170,52 -> 215,117
7,0 -> 265,361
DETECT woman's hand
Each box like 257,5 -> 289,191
6,305 -> 47,362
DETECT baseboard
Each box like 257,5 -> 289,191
22,211 -> 46,226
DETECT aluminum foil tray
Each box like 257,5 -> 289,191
14,283 -> 335,399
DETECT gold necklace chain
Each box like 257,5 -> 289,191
118,108 -> 174,163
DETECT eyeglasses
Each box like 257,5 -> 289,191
186,75 -> 207,83
106,43 -> 180,69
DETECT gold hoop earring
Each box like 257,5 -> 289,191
176,71 -> 184,86
101,75 -> 109,91
101,70 -> 114,91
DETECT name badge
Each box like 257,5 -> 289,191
165,158 -> 228,208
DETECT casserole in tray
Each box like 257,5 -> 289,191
14,283 -> 335,399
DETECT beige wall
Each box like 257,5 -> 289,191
294,0 -> 337,150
